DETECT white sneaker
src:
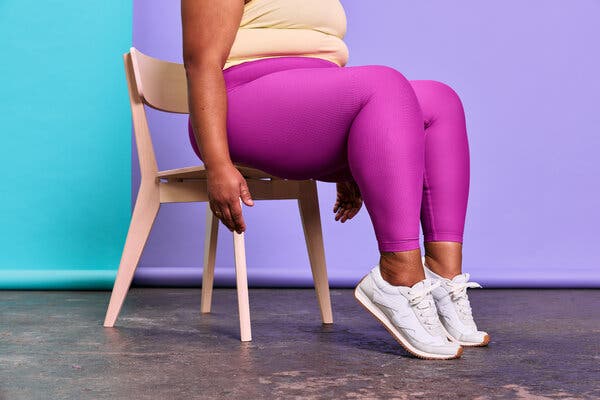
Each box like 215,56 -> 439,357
422,256 -> 491,347
354,264 -> 463,360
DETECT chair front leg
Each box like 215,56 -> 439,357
298,180 -> 334,324
201,205 -> 219,313
103,181 -> 160,327
233,230 -> 252,341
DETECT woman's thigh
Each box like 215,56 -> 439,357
222,65 -> 366,180
189,60 -> 425,182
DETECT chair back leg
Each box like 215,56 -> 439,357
200,206 -> 219,313
103,181 -> 160,327
298,181 -> 334,324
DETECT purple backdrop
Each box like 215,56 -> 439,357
131,0 -> 600,287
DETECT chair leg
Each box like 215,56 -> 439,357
103,181 -> 160,327
233,230 -> 252,341
298,180 -> 334,324
201,206 -> 219,313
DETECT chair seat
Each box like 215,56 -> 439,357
157,164 -> 284,181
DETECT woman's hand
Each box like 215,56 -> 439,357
207,163 -> 254,233
333,180 -> 363,223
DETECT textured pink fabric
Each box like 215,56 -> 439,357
188,56 -> 469,252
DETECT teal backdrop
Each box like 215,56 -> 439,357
0,1 -> 132,289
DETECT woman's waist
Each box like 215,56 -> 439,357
224,27 -> 348,68
223,55 -> 342,91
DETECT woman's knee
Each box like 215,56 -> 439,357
354,65 -> 419,102
351,65 -> 424,135
413,80 -> 465,114
348,65 -> 425,159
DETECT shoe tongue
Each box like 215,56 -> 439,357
411,279 -> 428,290
393,279 -> 427,297
451,273 -> 468,284
405,278 -> 433,297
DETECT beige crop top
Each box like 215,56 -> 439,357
223,0 -> 349,70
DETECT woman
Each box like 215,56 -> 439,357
182,0 -> 489,360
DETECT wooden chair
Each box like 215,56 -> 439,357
103,47 -> 333,341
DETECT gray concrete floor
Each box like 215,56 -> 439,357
0,288 -> 598,400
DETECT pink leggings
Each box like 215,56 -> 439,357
188,56 -> 470,253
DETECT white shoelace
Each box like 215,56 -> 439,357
445,273 -> 482,322
407,280 -> 444,335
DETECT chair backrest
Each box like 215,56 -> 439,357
129,47 -> 189,114
123,46 -> 281,181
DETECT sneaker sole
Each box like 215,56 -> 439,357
353,276 -> 463,360
438,322 -> 491,347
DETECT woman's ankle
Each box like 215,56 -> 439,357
424,241 -> 463,279
379,249 -> 425,287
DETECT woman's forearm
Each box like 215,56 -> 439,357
186,62 -> 233,170
181,0 -> 245,169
